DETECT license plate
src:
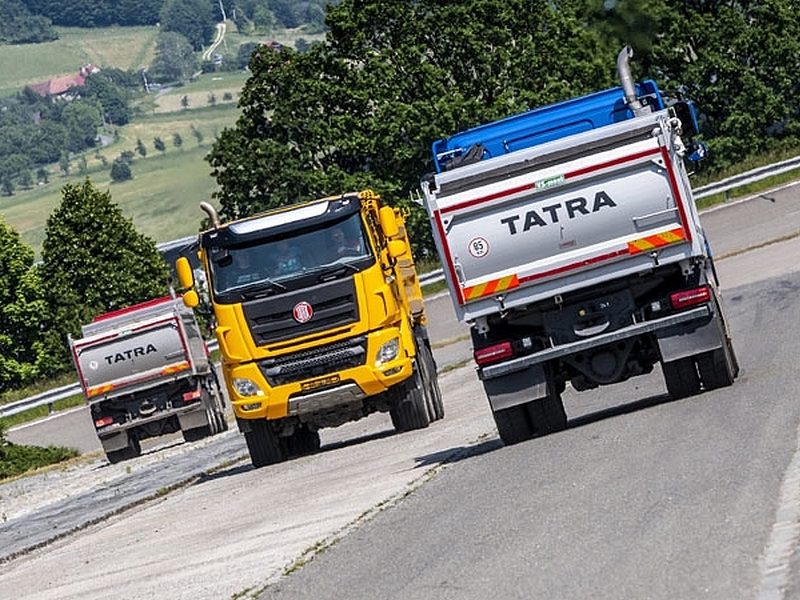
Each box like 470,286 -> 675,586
301,374 -> 340,391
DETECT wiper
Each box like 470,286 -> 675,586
241,278 -> 288,299
318,263 -> 359,282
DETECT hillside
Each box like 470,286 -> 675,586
0,23 -> 323,257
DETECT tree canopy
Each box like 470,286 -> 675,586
35,179 -> 171,372
207,0 -> 800,259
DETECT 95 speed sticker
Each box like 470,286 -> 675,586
468,236 -> 489,258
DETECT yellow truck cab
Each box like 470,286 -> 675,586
176,190 -> 442,467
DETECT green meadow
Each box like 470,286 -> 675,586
0,24 -> 322,256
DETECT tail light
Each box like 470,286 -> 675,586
670,286 -> 711,310
182,389 -> 202,402
474,341 -> 513,366
94,416 -> 114,428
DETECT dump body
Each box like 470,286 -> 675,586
69,296 -> 227,462
180,190 -> 442,467
425,110 -> 704,322
421,49 -> 738,446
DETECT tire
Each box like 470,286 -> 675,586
286,425 -> 321,457
493,391 -> 567,446
390,363 -> 431,432
183,412 -> 213,442
528,392 -> 568,436
697,337 -> 738,391
416,337 -> 444,422
244,419 -> 286,468
106,434 -> 141,464
662,357 -> 701,399
493,403 -> 535,446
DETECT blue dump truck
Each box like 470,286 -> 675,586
421,47 -> 738,445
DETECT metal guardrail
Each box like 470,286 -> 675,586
0,384 -> 83,419
3,156 -> 799,422
692,155 -> 800,201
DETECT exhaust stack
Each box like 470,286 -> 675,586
200,201 -> 220,229
617,46 -> 648,117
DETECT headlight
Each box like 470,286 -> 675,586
232,378 -> 263,397
375,338 -> 399,366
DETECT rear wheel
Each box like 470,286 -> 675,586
390,363 -> 430,432
106,434 -> 141,464
697,337 -> 738,391
662,357 -> 701,399
493,385 -> 567,446
244,419 -> 286,468
493,403 -> 534,445
416,337 -> 444,422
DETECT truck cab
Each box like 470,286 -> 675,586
177,190 -> 443,467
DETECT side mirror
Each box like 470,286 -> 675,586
387,239 -> 406,259
379,205 -> 399,239
687,141 -> 708,163
182,289 -> 200,308
176,256 -> 195,289
672,101 -> 700,137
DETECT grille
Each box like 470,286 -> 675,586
243,277 -> 359,344
259,336 -> 367,386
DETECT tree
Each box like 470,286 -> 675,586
38,179 -> 171,362
149,31 -> 198,84
154,137 -> 166,152
173,132 -> 183,148
0,218 -> 49,391
206,0 -> 612,257
641,0 -> 800,174
190,124 -> 204,145
1,177 -> 14,197
110,160 -> 132,182
61,101 -> 101,153
159,0 -> 216,51
82,72 -> 130,126
136,138 -> 147,158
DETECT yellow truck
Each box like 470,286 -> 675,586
176,190 -> 443,467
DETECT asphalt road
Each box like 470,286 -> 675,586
2,182 -> 800,599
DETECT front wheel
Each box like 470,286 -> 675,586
244,419 -> 287,468
390,362 -> 430,432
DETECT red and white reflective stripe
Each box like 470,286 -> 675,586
463,274 -> 519,302
628,227 -> 686,254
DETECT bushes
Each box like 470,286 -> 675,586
0,419 -> 80,479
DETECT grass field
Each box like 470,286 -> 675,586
0,96 -> 245,254
0,23 -> 324,257
0,35 -> 251,256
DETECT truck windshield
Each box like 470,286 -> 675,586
209,213 -> 371,297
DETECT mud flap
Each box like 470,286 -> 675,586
177,405 -> 210,431
656,312 -> 724,363
99,430 -> 129,453
482,363 -> 548,412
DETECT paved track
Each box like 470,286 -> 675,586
1,183 -> 799,599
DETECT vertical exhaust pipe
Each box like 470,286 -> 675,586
617,46 -> 647,117
200,201 -> 221,229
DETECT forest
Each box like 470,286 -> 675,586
1,0 -> 799,396
1,0 -> 336,42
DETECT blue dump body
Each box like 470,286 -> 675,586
431,80 -> 663,173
